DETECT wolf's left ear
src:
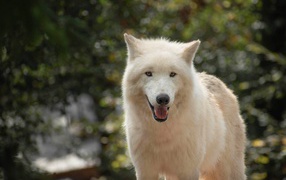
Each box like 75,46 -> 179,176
182,40 -> 201,64
124,33 -> 141,61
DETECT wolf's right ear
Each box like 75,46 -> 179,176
124,33 -> 141,61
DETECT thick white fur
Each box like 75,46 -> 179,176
122,34 -> 246,180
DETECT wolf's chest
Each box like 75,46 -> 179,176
133,125 -> 193,154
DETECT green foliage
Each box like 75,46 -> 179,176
0,0 -> 285,179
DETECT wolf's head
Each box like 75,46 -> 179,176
123,34 -> 200,122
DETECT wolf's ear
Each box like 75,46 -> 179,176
182,40 -> 200,64
124,33 -> 141,61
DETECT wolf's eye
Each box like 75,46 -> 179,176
145,71 -> 153,77
170,72 -> 177,77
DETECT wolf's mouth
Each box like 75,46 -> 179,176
145,95 -> 169,122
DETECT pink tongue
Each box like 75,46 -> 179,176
154,106 -> 168,119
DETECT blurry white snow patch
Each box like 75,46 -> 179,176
34,153 -> 95,173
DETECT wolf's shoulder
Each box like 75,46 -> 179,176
198,72 -> 237,98
198,72 -> 227,92
198,72 -> 238,105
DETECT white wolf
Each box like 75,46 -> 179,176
122,34 -> 246,180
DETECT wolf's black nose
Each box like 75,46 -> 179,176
156,94 -> 170,105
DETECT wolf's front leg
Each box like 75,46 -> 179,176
134,160 -> 160,180
177,170 -> 200,180
136,173 -> 158,180
135,168 -> 159,180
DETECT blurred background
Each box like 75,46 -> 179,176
0,0 -> 285,179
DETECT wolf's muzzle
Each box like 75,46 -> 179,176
146,95 -> 169,122
156,93 -> 170,105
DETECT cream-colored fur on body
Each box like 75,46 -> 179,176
122,34 -> 246,180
